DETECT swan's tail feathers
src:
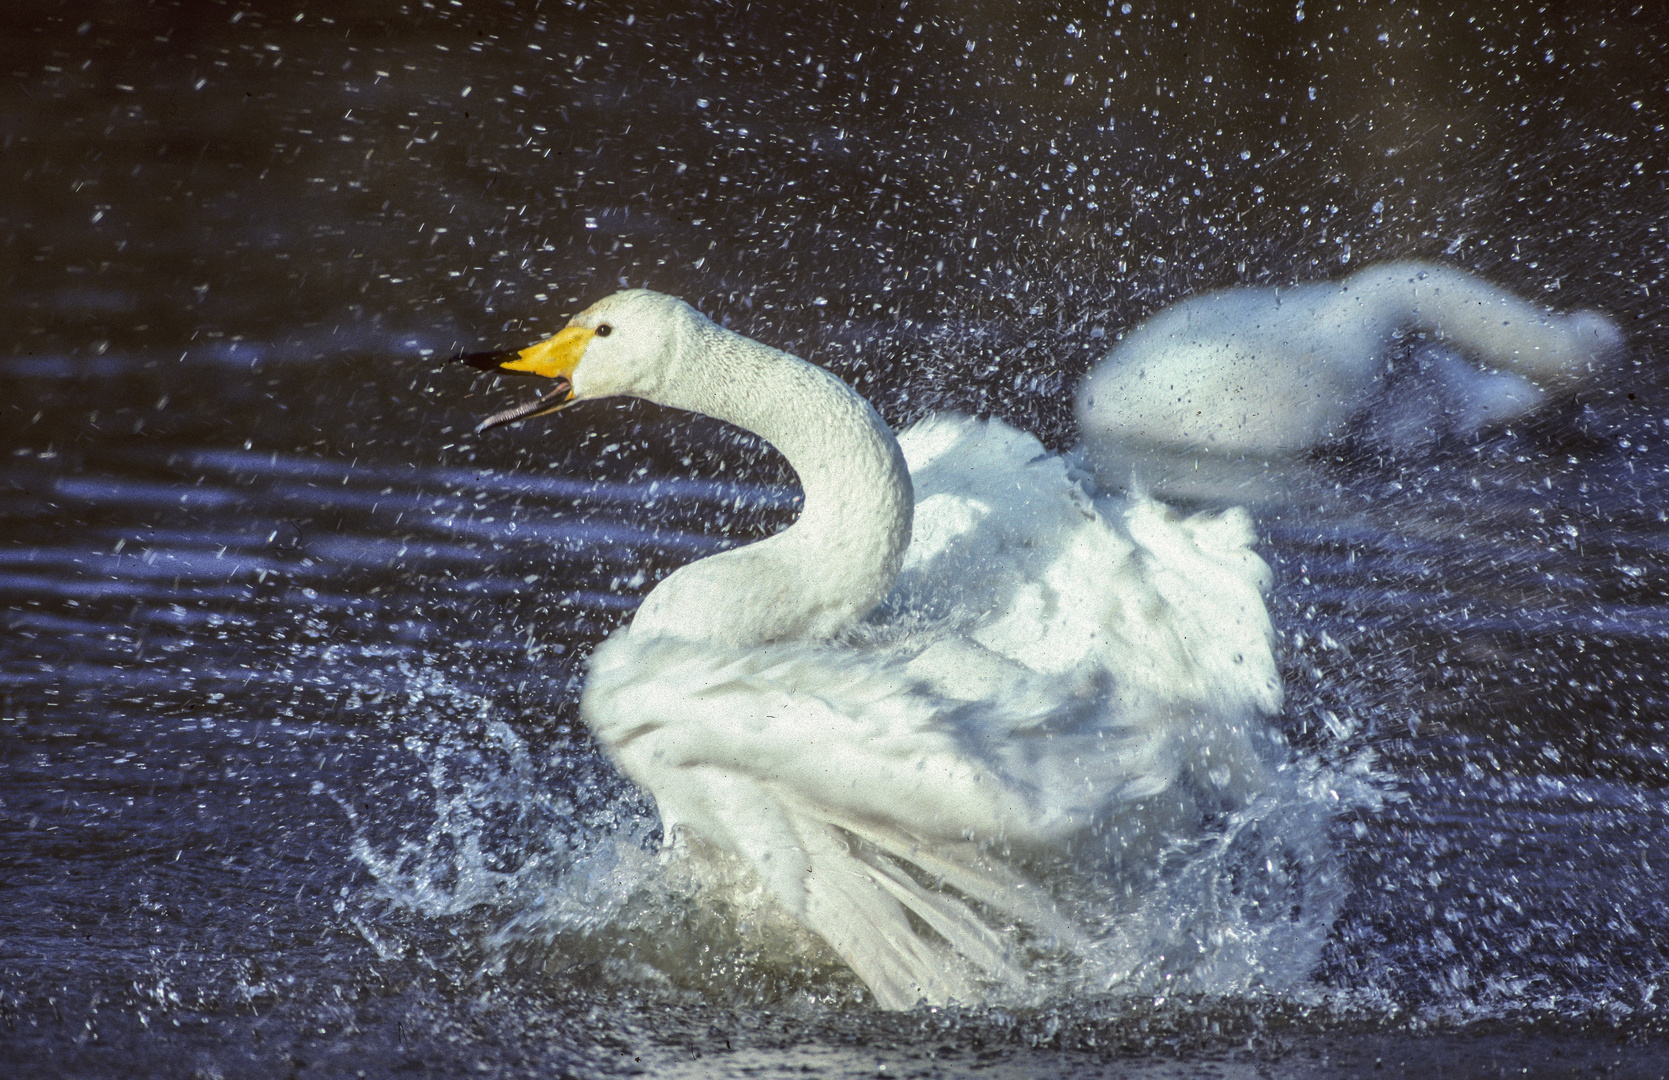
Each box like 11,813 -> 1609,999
793,818 -> 988,1010
825,809 -> 1089,953
857,849 -> 1016,978
677,772 -> 1085,1009
805,801 -> 1105,1009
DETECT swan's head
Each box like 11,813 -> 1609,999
458,289 -> 698,431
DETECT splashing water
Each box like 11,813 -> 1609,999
345,643 -> 1380,1012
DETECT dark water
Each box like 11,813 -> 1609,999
5,1 -> 1669,1076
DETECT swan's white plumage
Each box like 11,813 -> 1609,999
515,290 -> 1283,1009
1077,260 -> 1624,501
894,415 -> 1279,723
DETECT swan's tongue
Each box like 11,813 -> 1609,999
472,378 -> 575,432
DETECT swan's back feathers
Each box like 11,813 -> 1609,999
583,415 -> 1283,1007
896,415 -> 1281,725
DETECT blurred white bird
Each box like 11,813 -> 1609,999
1077,260 -> 1624,502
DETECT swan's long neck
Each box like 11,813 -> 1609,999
630,314 -> 913,644
1344,260 -> 1623,388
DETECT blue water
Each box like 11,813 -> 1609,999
4,2 -> 1669,1076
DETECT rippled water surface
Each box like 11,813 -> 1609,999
5,2 -> 1669,1076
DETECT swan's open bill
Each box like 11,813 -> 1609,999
454,329 -> 590,430
452,290 -> 1286,1009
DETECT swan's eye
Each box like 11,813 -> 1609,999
595,323 -> 612,338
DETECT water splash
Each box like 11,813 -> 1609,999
344,660 -> 1377,1011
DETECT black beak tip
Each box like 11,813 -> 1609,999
454,350 -> 518,371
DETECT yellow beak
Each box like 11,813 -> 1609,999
502,324 -> 594,380
457,324 -> 595,432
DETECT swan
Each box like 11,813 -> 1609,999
459,289 -> 1285,1009
1078,260 -> 1624,502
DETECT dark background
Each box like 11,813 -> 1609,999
4,2 -> 1669,1077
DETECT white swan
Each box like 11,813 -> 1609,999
462,289 -> 1284,1009
1078,260 -> 1624,501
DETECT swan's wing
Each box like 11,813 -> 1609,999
581,634 -> 1111,1006
586,633 -> 1195,846
897,416 -> 1280,712
893,415 -> 1281,809
1114,493 -> 1282,717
